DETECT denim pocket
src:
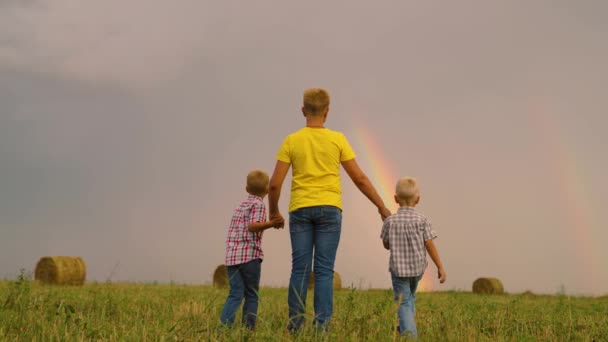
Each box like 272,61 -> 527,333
289,208 -> 311,233
317,206 -> 342,232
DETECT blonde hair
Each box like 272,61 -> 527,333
395,177 -> 419,205
246,170 -> 269,196
303,88 -> 330,116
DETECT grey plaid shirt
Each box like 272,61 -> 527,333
380,206 -> 437,277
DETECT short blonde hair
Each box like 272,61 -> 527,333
247,170 -> 269,196
303,88 -> 330,116
395,177 -> 419,205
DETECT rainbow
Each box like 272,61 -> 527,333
351,124 -> 435,291
531,100 -> 600,294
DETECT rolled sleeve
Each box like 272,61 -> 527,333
380,221 -> 390,241
422,219 -> 438,241
250,202 -> 267,224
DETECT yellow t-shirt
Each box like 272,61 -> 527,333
276,127 -> 356,212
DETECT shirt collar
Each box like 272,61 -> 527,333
247,194 -> 263,202
398,206 -> 415,212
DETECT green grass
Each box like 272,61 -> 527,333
1,276 -> 607,341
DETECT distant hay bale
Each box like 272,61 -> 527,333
472,277 -> 504,294
307,271 -> 342,290
35,256 -> 86,285
213,265 -> 228,288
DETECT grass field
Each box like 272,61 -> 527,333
1,275 -> 607,341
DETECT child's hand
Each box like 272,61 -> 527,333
270,216 -> 284,229
438,268 -> 447,284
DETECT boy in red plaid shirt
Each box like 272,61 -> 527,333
220,170 -> 283,329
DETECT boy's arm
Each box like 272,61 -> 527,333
248,218 -> 282,233
248,202 -> 282,233
341,158 -> 391,221
424,239 -> 446,283
268,160 -> 290,227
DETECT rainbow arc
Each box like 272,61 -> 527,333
351,124 -> 434,291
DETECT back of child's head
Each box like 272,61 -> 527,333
303,88 -> 330,116
395,177 -> 419,206
247,170 -> 269,196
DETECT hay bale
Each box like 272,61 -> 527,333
213,264 -> 228,288
35,256 -> 86,285
472,277 -> 504,294
307,271 -> 342,290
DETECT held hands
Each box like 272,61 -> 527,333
438,268 -> 447,284
269,212 -> 285,229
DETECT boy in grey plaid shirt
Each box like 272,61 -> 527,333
381,177 -> 446,338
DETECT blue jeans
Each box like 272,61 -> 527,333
391,272 -> 422,337
220,259 -> 261,329
287,205 -> 342,331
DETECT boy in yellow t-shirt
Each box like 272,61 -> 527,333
268,88 -> 391,332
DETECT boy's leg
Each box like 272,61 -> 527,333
391,272 -> 420,337
240,258 -> 262,330
312,206 -> 342,329
220,265 -> 245,326
410,274 -> 422,319
288,207 -> 314,332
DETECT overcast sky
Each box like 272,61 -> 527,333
1,0 -> 607,295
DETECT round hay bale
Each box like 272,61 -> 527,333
307,271 -> 342,290
35,256 -> 86,286
213,264 -> 228,288
472,277 -> 504,294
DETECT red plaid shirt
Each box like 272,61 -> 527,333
225,194 -> 266,266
